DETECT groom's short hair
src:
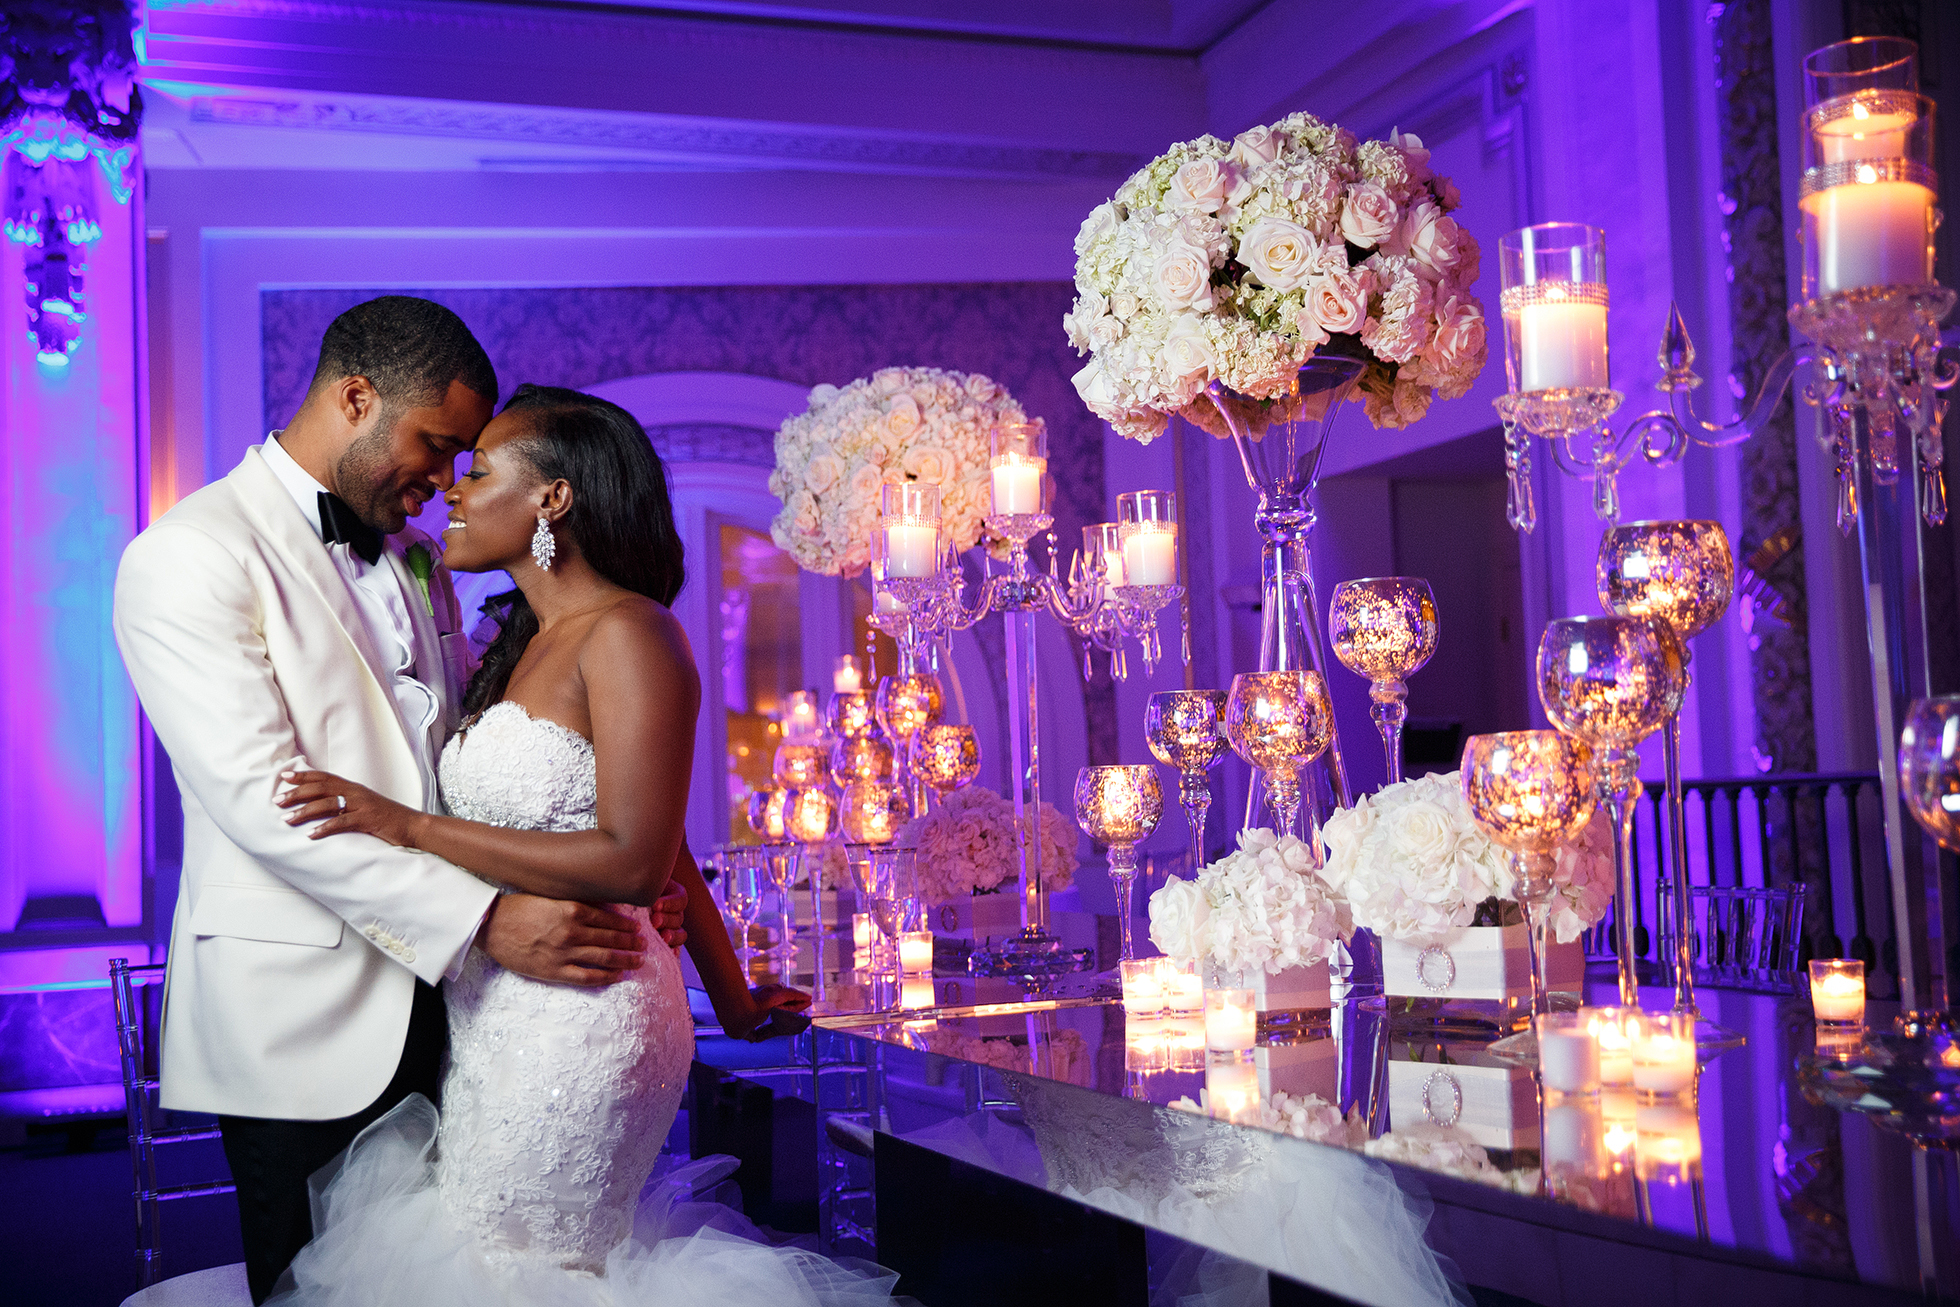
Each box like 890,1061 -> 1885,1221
307,296 -> 498,415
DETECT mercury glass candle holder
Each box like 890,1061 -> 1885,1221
772,741 -> 829,791
1900,695 -> 1960,853
746,784 -> 787,842
1597,521 -> 1733,1028
1461,730 -> 1598,1027
826,689 -> 878,740
876,672 -> 944,741
1144,690 -> 1230,873
1074,764 -> 1164,962
1328,577 -> 1440,786
830,732 -> 896,790
910,723 -> 982,801
1537,615 -> 1683,1006
1225,671 -> 1333,842
839,779 -> 910,846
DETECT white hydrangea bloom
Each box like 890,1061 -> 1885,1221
1146,826 -> 1350,974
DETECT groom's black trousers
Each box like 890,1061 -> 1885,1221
218,978 -> 448,1304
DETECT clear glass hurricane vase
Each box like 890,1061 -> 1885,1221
1202,344 -> 1364,833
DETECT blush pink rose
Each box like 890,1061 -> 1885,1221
1339,181 -> 1398,248
1169,157 -> 1244,214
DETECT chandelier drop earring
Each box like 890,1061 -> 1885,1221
531,514 -> 556,572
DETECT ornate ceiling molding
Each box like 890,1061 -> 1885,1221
187,94 -> 1144,178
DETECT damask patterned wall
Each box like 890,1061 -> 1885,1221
260,282 -> 1118,767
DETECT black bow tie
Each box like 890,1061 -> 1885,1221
317,492 -> 385,565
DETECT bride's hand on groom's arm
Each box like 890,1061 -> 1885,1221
277,770 -> 428,847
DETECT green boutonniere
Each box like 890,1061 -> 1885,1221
405,543 -> 436,618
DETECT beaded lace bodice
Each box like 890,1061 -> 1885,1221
433,702 -> 694,1273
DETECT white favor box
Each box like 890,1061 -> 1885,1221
1386,1054 -> 1540,1151
1382,924 -> 1584,1001
1255,1034 -> 1338,1102
932,891 -> 1025,939
1235,963 -> 1332,1016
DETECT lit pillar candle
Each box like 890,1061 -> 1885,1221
900,976 -> 935,1010
991,458 -> 1044,514
1809,958 -> 1866,1025
1536,1013 -> 1602,1095
899,930 -> 934,974
1204,1055 -> 1262,1125
1517,298 -> 1609,391
1585,1008 -> 1635,1087
1204,988 -> 1257,1052
884,524 -> 940,578
1630,1012 -> 1697,1096
833,656 -> 863,695
1802,177 -> 1933,294
1161,959 -> 1203,1016
1121,526 -> 1177,585
852,912 -> 874,953
1121,958 -> 1165,1019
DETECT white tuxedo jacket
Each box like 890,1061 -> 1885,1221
114,448 -> 499,1120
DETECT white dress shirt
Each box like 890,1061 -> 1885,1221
260,434 -> 441,801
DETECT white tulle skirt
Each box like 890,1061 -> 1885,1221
266,1096 -> 907,1307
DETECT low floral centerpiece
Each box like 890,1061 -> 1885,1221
767,366 -> 1038,575
1317,770 -> 1611,1008
1064,114 -> 1486,442
899,785 -> 1078,936
1146,827 -> 1352,1015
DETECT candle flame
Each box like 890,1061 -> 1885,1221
1856,164 -> 1879,184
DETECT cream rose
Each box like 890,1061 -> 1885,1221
1386,799 -> 1456,868
1148,875 -> 1213,961
1305,270 -> 1368,336
884,393 -> 921,440
1229,124 -> 1285,167
1398,201 -> 1465,279
1169,157 -> 1242,214
1428,295 -> 1486,370
803,451 -> 844,495
901,444 -> 955,485
1153,238 -> 1217,310
1240,216 -> 1318,291
1160,315 -> 1215,386
1339,181 -> 1398,248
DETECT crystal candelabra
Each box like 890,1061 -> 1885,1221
1536,616 -> 1683,1008
1143,690 -> 1230,874
1597,520 -> 1739,1048
1495,38 -> 1959,1023
1461,731 -> 1599,1033
1073,764 -> 1164,963
1328,577 -> 1440,787
867,421 -> 1187,984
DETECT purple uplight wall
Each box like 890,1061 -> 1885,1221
0,161 -> 144,932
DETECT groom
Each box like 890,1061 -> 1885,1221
114,297 -> 684,1302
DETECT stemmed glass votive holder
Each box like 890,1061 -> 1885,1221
1074,764 -> 1164,962
1598,520 -> 1733,1031
1225,671 -> 1333,843
1144,690 -> 1230,874
1536,615 -> 1683,1007
1461,730 -> 1598,1030
1329,577 -> 1439,787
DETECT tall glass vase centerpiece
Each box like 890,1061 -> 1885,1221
1064,109 -> 1488,834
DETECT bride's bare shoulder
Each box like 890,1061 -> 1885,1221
580,594 -> 697,685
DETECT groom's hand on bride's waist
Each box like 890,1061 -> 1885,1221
480,895 -> 647,986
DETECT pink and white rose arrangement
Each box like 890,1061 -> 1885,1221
768,367 -> 1037,575
1316,770 -> 1612,949
1065,115 -> 1486,441
1146,827 -> 1352,976
898,784 -> 1078,905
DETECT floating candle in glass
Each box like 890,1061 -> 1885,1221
1536,1012 -> 1602,1095
899,930 -> 934,975
1204,988 -> 1257,1052
1121,958 -> 1165,1020
1809,958 -> 1866,1027
1630,1011 -> 1697,1096
1584,1007 -> 1636,1087
1160,958 -> 1203,1016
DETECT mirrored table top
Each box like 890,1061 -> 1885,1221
723,949 -> 1953,1305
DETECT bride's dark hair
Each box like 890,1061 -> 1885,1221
462,384 -> 685,719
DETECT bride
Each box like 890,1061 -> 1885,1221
272,384 -> 899,1305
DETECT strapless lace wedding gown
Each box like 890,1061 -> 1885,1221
269,702 -> 902,1306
